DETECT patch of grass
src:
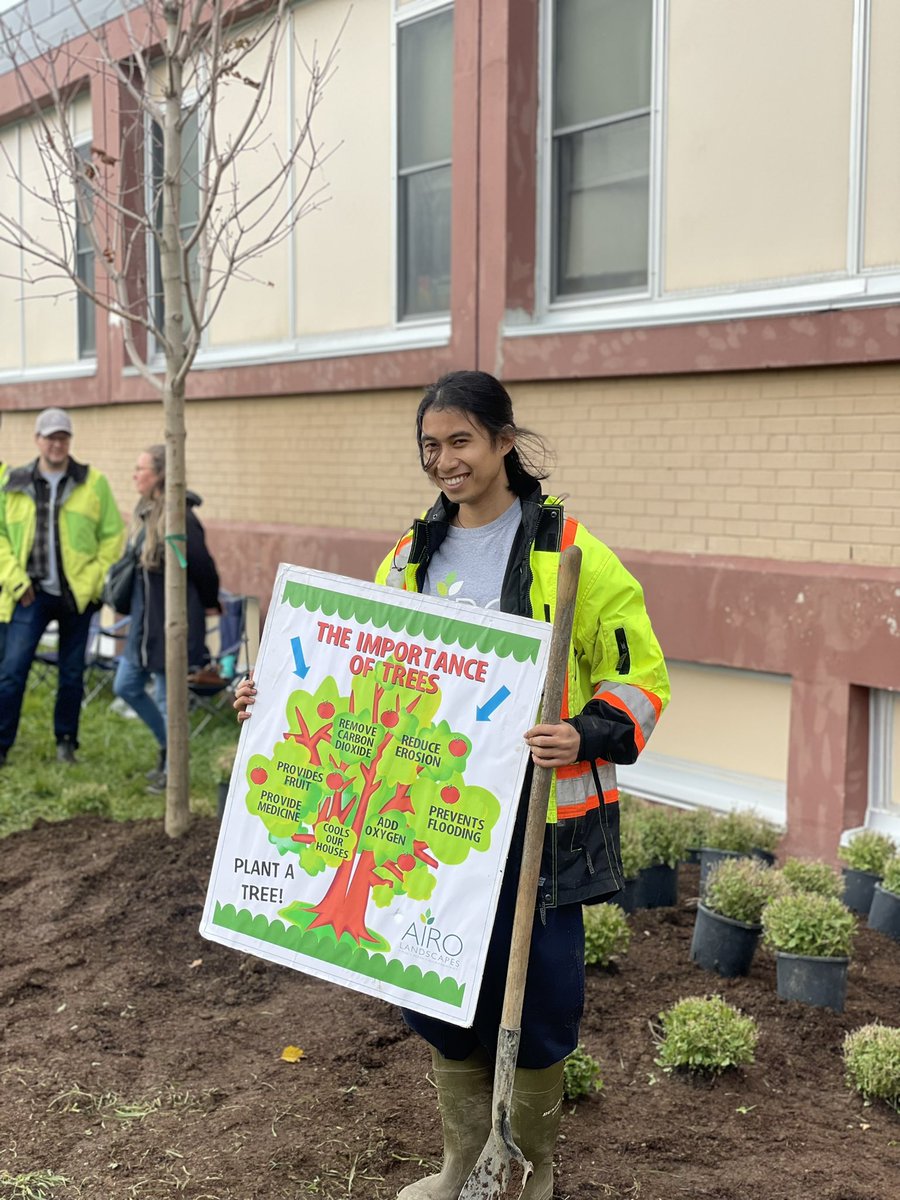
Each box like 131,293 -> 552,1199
0,1171 -> 74,1200
47,1084 -> 213,1125
0,667 -> 238,838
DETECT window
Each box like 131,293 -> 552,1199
397,6 -> 453,320
551,0 -> 653,299
74,141 -> 95,357
148,108 -> 201,336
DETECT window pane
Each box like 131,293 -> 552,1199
74,144 -> 95,356
555,116 -> 650,296
554,0 -> 652,130
400,164 -> 451,317
180,107 -> 200,228
398,8 -> 453,170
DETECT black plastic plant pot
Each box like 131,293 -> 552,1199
775,952 -> 849,1013
867,884 -> 900,942
752,848 -> 776,866
638,863 -> 679,908
698,848 -> 745,894
842,866 -> 881,914
690,903 -> 761,977
611,876 -> 644,914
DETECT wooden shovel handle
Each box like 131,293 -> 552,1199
499,544 -> 582,1031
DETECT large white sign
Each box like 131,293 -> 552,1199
200,565 -> 551,1026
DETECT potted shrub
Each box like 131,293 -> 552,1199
749,813 -> 783,865
843,1024 -> 900,1113
690,856 -> 787,978
635,805 -> 689,907
584,903 -> 631,968
762,891 -> 856,1013
867,854 -> 900,942
780,857 -> 844,901
697,809 -> 760,891
611,812 -> 647,913
839,830 -> 898,914
680,806 -> 715,865
655,994 -> 759,1077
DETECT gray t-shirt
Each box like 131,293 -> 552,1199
39,468 -> 65,596
423,499 -> 521,611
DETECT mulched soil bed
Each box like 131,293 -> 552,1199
1,815 -> 898,1199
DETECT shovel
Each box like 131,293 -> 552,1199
459,544 -> 582,1200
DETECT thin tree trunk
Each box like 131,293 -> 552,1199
161,4 -> 190,837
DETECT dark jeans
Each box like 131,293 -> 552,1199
403,841 -> 586,1070
0,592 -> 94,751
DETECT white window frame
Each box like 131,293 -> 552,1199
392,0 -> 454,326
73,135 -> 97,360
862,688 -> 900,841
144,89 -> 204,360
521,0 -> 900,339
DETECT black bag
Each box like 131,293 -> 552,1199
103,544 -> 138,614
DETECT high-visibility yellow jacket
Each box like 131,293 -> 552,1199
376,487 -> 670,907
0,457 -> 125,621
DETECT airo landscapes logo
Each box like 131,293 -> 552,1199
400,907 -> 464,968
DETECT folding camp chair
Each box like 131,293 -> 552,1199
82,608 -> 130,705
188,591 -> 259,736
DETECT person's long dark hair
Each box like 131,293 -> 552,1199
415,370 -> 554,497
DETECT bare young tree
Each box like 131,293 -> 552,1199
0,0 -> 343,835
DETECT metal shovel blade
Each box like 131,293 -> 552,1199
458,1029 -> 532,1200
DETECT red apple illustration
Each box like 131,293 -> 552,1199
326,772 -> 344,790
448,739 -> 467,757
317,701 -> 335,719
397,854 -> 416,872
441,786 -> 460,805
381,711 -> 399,728
250,767 -> 268,785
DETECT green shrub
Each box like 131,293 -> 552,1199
583,903 -> 631,967
619,812 -> 649,879
703,856 -> 788,925
563,1044 -> 603,1099
679,807 -> 715,852
639,804 -> 690,868
655,995 -> 758,1076
881,856 -> 900,898
750,813 -> 783,855
843,1024 -> 900,1111
839,830 -> 897,876
59,781 -> 113,818
701,810 -> 761,854
780,857 -> 844,900
762,892 -> 856,958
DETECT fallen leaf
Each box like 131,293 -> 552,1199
189,959 -> 203,970
280,1045 -> 305,1063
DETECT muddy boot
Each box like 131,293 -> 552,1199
397,1046 -> 493,1199
511,1060 -> 565,1200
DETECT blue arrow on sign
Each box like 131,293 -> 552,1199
476,685 -> 511,722
291,636 -> 310,679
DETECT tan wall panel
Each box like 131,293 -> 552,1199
293,0 -> 393,335
864,0 -> 900,269
0,124 -> 23,370
19,114 -> 78,367
665,0 -> 853,291
643,663 -> 790,782
892,694 -> 900,811
206,20 -> 291,347
1,362 -> 895,569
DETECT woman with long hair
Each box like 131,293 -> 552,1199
235,371 -> 669,1199
113,444 -> 219,791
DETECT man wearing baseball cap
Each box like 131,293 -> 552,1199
0,407 -> 124,765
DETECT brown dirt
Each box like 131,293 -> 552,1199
1,815 -> 898,1200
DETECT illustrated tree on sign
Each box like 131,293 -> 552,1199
0,0 -> 343,836
244,662 -> 501,949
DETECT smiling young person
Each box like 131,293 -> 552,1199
374,370 -> 670,1200
234,371 -> 669,1199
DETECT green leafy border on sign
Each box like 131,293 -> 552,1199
281,580 -> 541,663
212,903 -> 464,1008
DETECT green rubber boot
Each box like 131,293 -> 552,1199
397,1047 -> 493,1199
511,1060 -> 565,1200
